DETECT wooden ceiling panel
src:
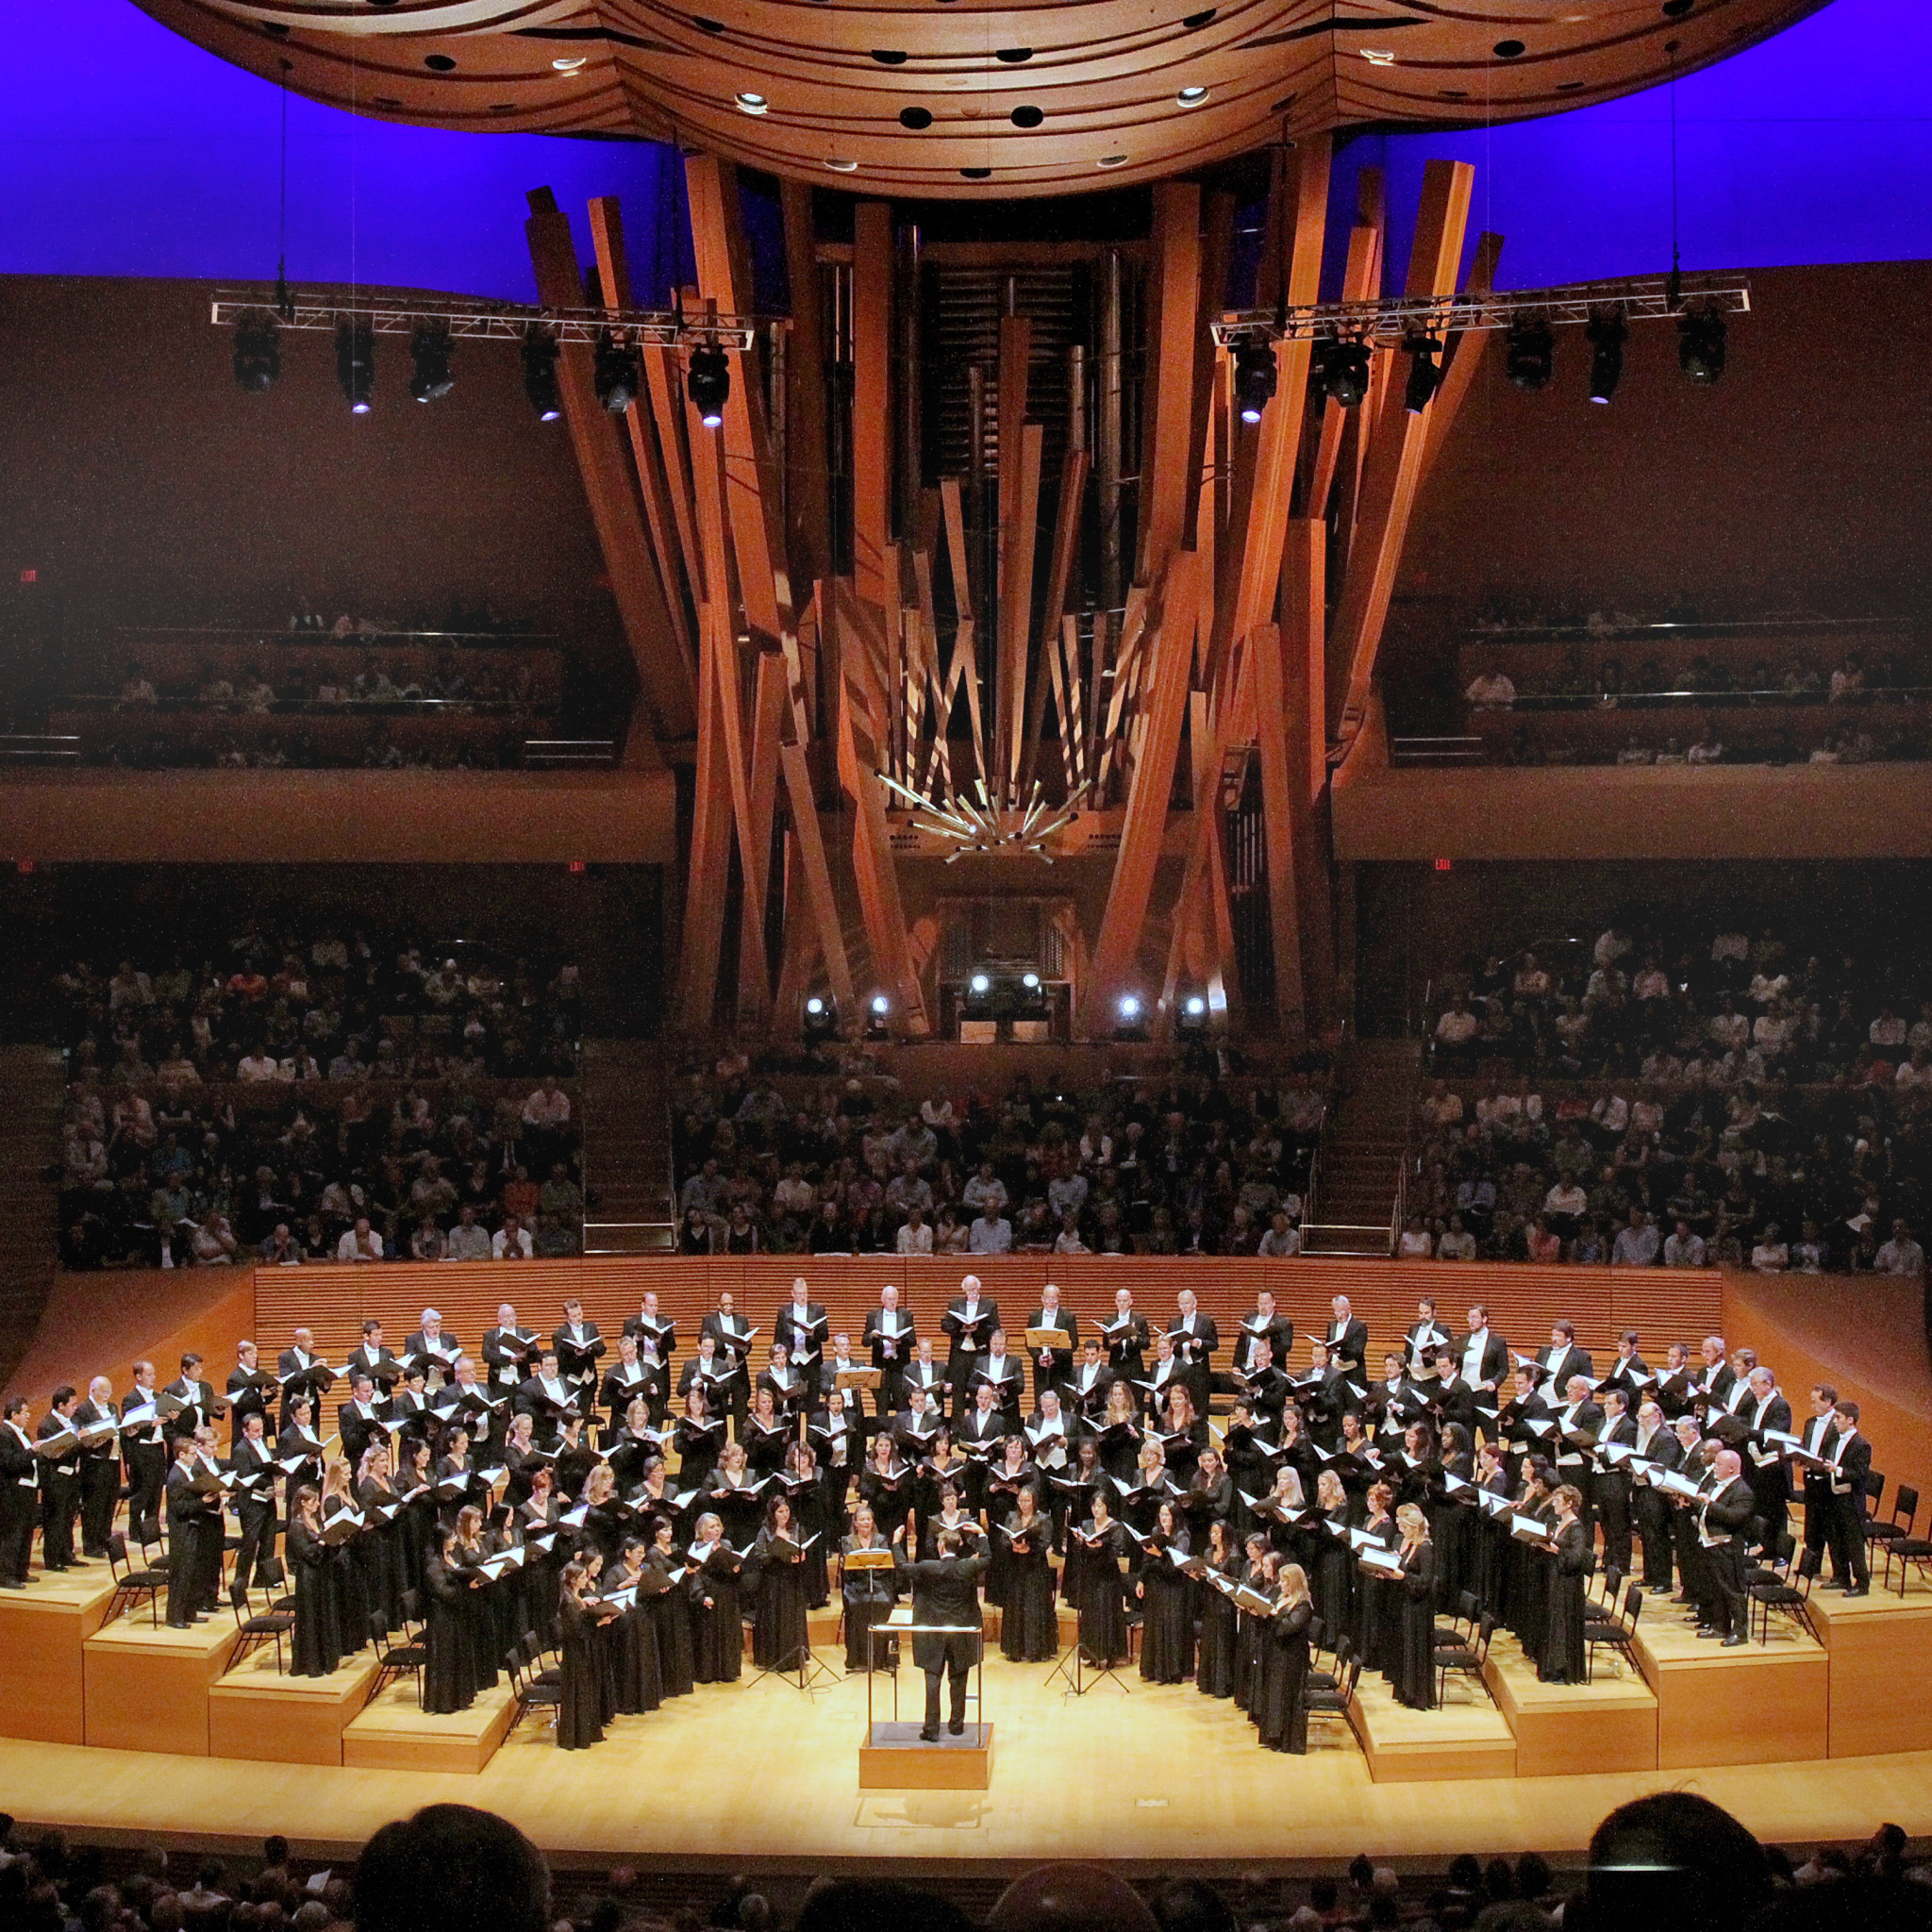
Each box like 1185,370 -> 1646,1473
139,0 -> 1827,198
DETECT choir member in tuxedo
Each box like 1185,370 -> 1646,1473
1454,1306 -> 1510,1396
553,1300 -> 606,1401
942,1276 -> 999,1419
72,1377 -> 121,1559
1100,1288 -> 1149,1382
1323,1296 -> 1369,1379
1390,1504 -> 1437,1709
1194,1517 -> 1242,1698
1135,1497 -> 1194,1683
892,1384 -> 946,1464
1602,1331 -> 1653,1404
555,1559 -> 618,1748
1296,1340 -> 1349,1450
1257,1559 -> 1315,1753
672,1387 -> 724,1494
891,1522 -> 988,1740
515,1350 -> 581,1431
641,1516 -> 697,1696
1824,1401 -> 1872,1594
402,1309 -> 461,1383
275,1329 -> 333,1430
858,1432 -> 916,1544
1538,1484 -> 1591,1684
1655,1342 -> 1700,1422
1497,1364 -> 1552,1490
225,1341 -> 277,1450
969,1330 -> 1025,1431
757,1342 -> 809,1422
687,1510 -> 744,1683
0,1398 -> 38,1588
998,1484 -> 1058,1662
599,1334 -> 658,1434
229,1408 -> 280,1589
900,1337 -> 949,1417
750,1494 -> 812,1669
1237,1290 -> 1295,1373
1065,1489 -> 1129,1665
840,1501 -> 900,1671
1024,1285 -> 1078,1406
346,1321 -> 403,1395
276,1393 -> 326,1523
1795,1384 -> 1840,1569
290,1485 -> 350,1674
1063,1338 -> 1115,1423
1666,1420 -> 1718,1607
1022,1389 -> 1074,1525
337,1373 -> 388,1471
810,1388 -> 859,1521
602,1538 -> 663,1717
1535,1321 -> 1593,1404
1550,1374 -> 1605,1508
958,1382 -> 1008,1482
436,1355 -> 505,1458
388,1363 -> 435,1442
1695,1334 -> 1738,1411
163,1434 -> 218,1625
1141,1330 -> 1185,1418
699,1292 -> 756,1421
481,1305 -> 541,1402
774,1277 -> 829,1377
1695,1449 -> 1757,1643
817,1334 -> 874,1433
1740,1366 -> 1793,1548
160,1354 -> 224,1442
1404,1298 -> 1452,1372
622,1291 -> 677,1368
35,1389 -> 82,1572
1630,1399 -> 1683,1591
1229,1328 -> 1291,1422
861,1285 -> 915,1419
121,1362 -> 168,1543
1368,1352 -> 1421,1450
1594,1386 -> 1641,1574
1167,1290 -> 1217,1420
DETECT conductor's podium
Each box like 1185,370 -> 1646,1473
858,1606 -> 993,1790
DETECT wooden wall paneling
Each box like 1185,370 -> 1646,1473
939,480 -> 990,790
586,195 -> 699,692
999,424 -> 1046,793
1327,159 -> 1474,755
1019,442 -> 1092,801
778,178 -> 833,591
994,315 -> 1035,792
523,191 -> 695,741
851,202 -> 894,615
1136,183 -> 1205,585
776,635 -> 857,1015
642,342 -> 705,610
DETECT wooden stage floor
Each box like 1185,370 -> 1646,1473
8,1649 -> 1932,1875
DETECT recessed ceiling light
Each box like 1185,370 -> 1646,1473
1493,38 -> 1526,58
1098,154 -> 1128,168
1176,85 -> 1208,105
824,157 -> 858,172
425,54 -> 457,71
996,47 -> 1032,62
735,91 -> 768,114
1183,8 -> 1217,26
1010,105 -> 1044,127
552,56 -> 588,72
871,49 -> 908,64
1360,48 -> 1396,66
960,166 -> 991,178
899,106 -> 933,129
692,15 -> 725,31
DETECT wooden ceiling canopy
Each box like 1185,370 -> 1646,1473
142,1 -> 1824,199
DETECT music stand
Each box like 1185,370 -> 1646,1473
1044,1630 -> 1133,1697
750,1629 -> 841,1695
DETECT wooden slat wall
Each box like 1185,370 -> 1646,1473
251,1257 -> 1722,1372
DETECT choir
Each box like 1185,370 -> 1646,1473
0,1278 -> 1880,1761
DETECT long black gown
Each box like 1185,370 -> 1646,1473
322,1494 -> 372,1652
356,1476 -> 404,1634
1539,1517 -> 1591,1684
1195,1550 -> 1241,1698
1070,1520 -> 1128,1665
841,1533 -> 900,1671
641,1551 -> 696,1695
1257,1598 -> 1313,1752
1235,1562 -> 1274,1715
1390,1540 -> 1437,1710
449,1541 -> 501,1690
750,1527 -> 809,1668
1136,1532 -> 1195,1683
421,1551 -> 480,1711
289,1517 -> 347,1676
608,1572 -> 664,1715
999,1511 -> 1059,1661
557,1592 -> 611,1749
1310,1507 -> 1357,1638
1355,1511 -> 1399,1672
689,1544 -> 743,1682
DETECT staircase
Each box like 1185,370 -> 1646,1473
579,1038 -> 677,1255
1299,1037 -> 1421,1257
0,1046 -> 65,1382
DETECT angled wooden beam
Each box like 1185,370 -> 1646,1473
1137,183 -> 1204,583
1087,550 -> 1201,1028
998,422 -> 1044,791
991,315 -> 1033,795
675,598 -> 734,1027
1304,167 -> 1385,527
1284,524 -> 1336,1025
737,645 -> 789,1014
641,341 -> 703,607
1329,158 -> 1474,754
778,179 -> 833,592
851,202 -> 894,614
1018,441 -> 1091,798
1183,192 -> 1236,561
524,188 -> 694,741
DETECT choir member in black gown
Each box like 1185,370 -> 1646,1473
687,1509 -> 744,1683
605,1399 -> 661,1496
782,1440 -> 832,1607
1194,1518 -> 1241,1699
1134,1498 -> 1194,1683
750,1495 -> 812,1669
1234,1533 -> 1274,1715
629,1456 -> 691,1541
1468,1443 -> 1511,1613
1390,1504 -> 1437,1710
642,1515 -> 697,1696
707,1441 -> 769,1551
516,1466 -> 564,1639
448,1506 -> 500,1691
1067,1491 -> 1129,1666
574,1462 -> 625,1574
1309,1470 -> 1357,1638
288,1486 -> 347,1674
742,1388 -> 790,1478
1433,1422 -> 1476,1609
1504,1460 -> 1557,1652
394,1437 -> 436,1599
1539,1483 -> 1591,1685
981,1438 -> 1038,1604
1257,1558 -> 1315,1753
998,1486 -> 1058,1661
1255,1461 -> 1309,1562
602,1538 -> 663,1715
1096,1381 -> 1144,1484
858,1433 -> 916,1544
556,1560 -> 619,1749
672,1388 -> 724,1492
422,1524 -> 482,1712
320,1457 -> 372,1650
1156,1386 -> 1206,1485
1354,1481 -> 1399,1671
840,1502 -> 899,1671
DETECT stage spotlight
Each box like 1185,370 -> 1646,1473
1232,335 -> 1277,424
687,343 -> 731,428
1402,332 -> 1443,414
1321,334 -> 1371,408
865,992 -> 891,1040
1505,316 -> 1555,392
970,974 -> 991,994
802,993 -> 837,1041
871,994 -> 890,1015
1586,312 -> 1628,405
1678,305 -> 1727,384
335,318 -> 375,414
1022,972 -> 1041,991
408,323 -> 455,403
1113,991 -> 1149,1041
1119,995 -> 1141,1021
522,328 -> 561,421
1185,995 -> 1207,1017
232,314 -> 280,393
593,329 -> 641,413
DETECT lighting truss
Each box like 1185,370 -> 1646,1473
1210,272 -> 1751,349
209,286 -> 763,350
878,774 -> 1085,864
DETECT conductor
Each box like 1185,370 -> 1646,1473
893,1523 -> 986,1741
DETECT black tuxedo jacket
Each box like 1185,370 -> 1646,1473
1324,1318 -> 1369,1376
1453,1329 -> 1510,1389
774,1303 -> 829,1362
862,1309 -> 917,1373
1238,1312 -> 1295,1371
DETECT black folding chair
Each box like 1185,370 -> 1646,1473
228,1574 -> 296,1673
105,1530 -> 166,1627
1586,1580 -> 1642,1679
